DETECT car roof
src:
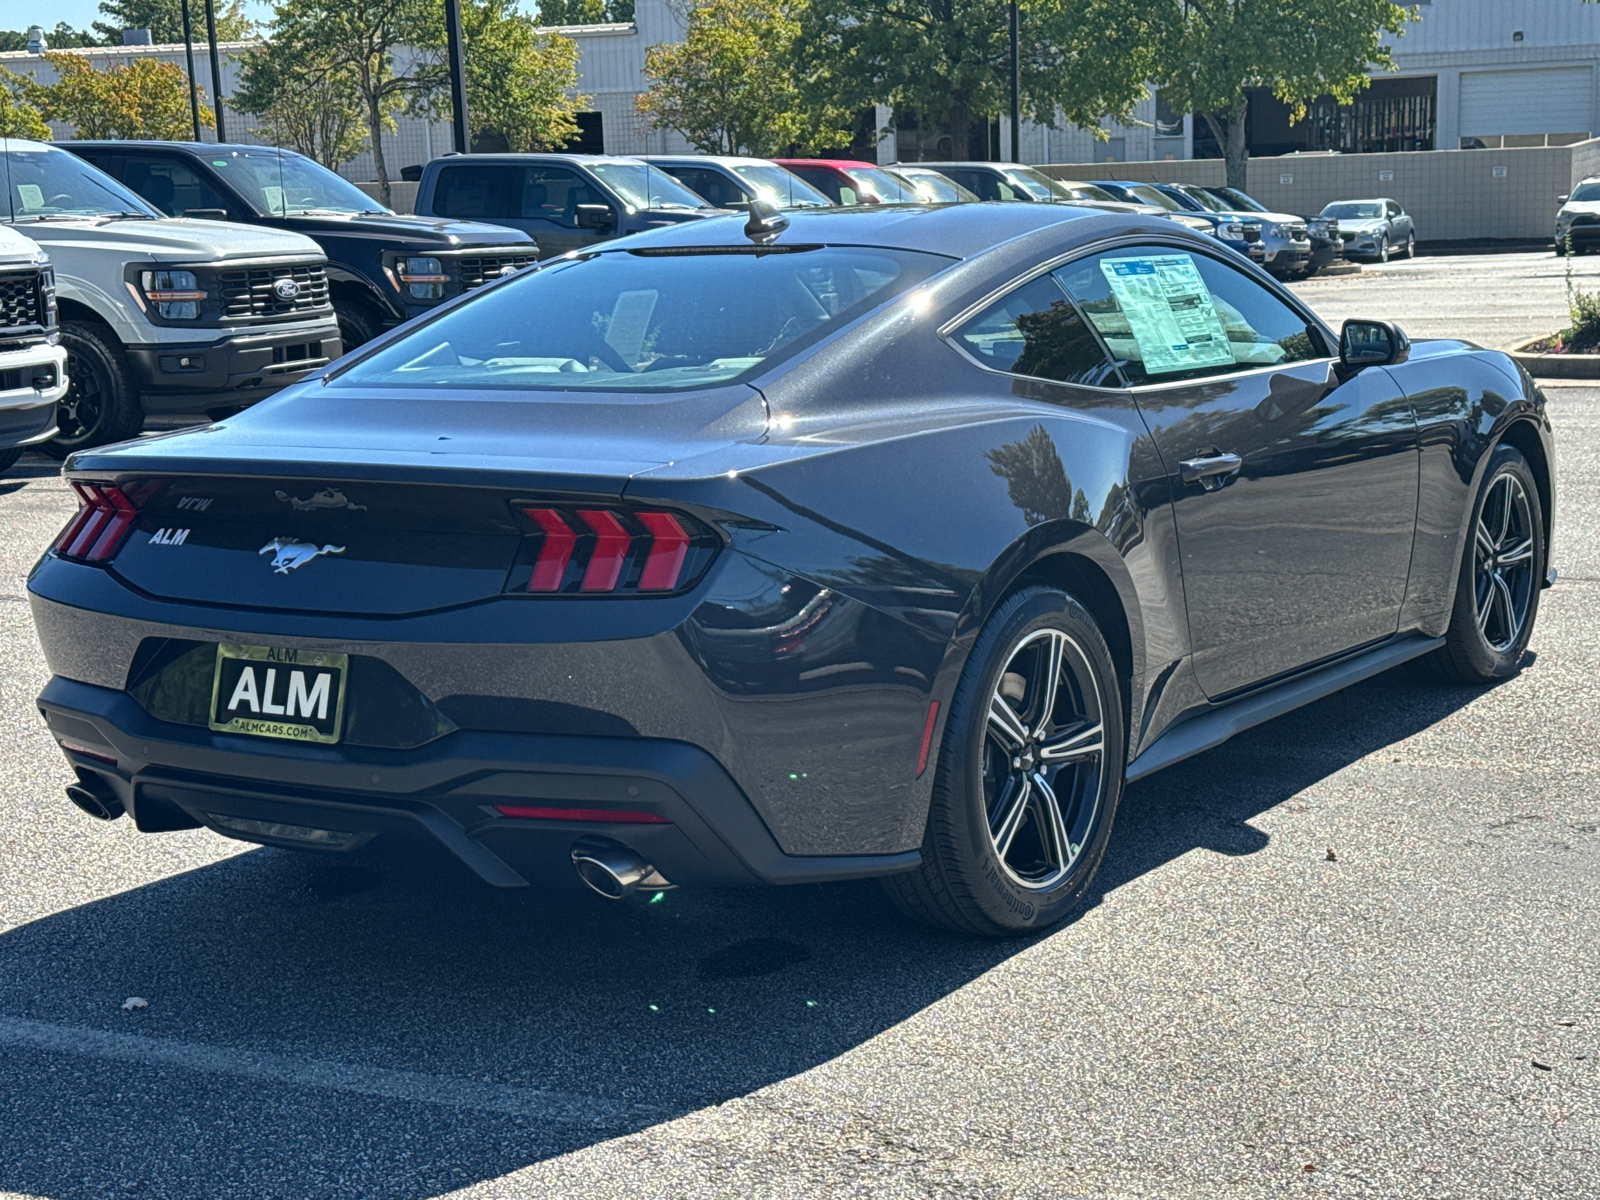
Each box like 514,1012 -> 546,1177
577,201 -> 1173,260
773,159 -> 888,169
57,140 -> 287,154
904,162 -> 1011,171
425,153 -> 646,167
638,155 -> 773,168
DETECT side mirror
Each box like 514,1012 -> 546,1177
574,203 -> 615,230
1558,194 -> 1570,205
1340,319 -> 1409,370
183,208 -> 229,220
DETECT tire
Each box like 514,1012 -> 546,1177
42,320 -> 143,458
1425,445 -> 1545,683
1404,233 -> 1416,259
884,586 -> 1125,936
335,300 -> 384,352
0,447 -> 22,473
1378,236 -> 1390,263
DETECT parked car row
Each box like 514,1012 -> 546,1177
3,133 -> 1423,471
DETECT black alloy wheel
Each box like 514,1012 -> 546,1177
885,586 -> 1124,935
44,321 -> 143,458
1428,444 -> 1546,683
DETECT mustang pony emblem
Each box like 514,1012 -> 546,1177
274,488 -> 368,512
260,538 -> 345,574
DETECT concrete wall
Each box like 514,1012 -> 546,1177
1040,141 -> 1600,241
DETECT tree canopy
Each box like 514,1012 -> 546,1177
639,0 -> 852,155
798,0 -> 1155,157
451,0 -> 585,152
10,52 -> 213,138
535,0 -> 636,24
1146,0 -> 1412,188
0,82 -> 53,139
234,50 -> 373,169
92,0 -> 254,44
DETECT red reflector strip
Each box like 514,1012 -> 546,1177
525,507 -> 576,591
578,509 -> 629,591
636,511 -> 690,591
493,805 -> 670,824
57,738 -> 118,766
915,699 -> 941,777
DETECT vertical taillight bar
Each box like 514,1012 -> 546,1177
636,511 -> 690,591
577,510 -> 630,591
525,508 -> 576,591
55,484 -> 143,563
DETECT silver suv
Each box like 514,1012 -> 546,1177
1555,178 -> 1600,254
0,224 -> 68,473
4,139 -> 341,452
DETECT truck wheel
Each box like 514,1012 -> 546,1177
335,300 -> 384,351
44,321 -> 144,458
0,448 -> 22,473
883,586 -> 1125,936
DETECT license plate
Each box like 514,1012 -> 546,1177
209,643 -> 348,744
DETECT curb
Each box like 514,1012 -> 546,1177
1313,263 -> 1363,278
1505,337 -> 1600,379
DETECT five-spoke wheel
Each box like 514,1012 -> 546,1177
886,586 -> 1124,934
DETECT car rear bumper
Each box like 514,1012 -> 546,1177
40,675 -> 922,889
125,321 -> 342,414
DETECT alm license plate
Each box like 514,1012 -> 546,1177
209,643 -> 348,744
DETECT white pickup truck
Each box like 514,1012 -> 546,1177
3,139 -> 341,453
0,223 -> 67,474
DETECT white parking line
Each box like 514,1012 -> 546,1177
0,1016 -> 669,1127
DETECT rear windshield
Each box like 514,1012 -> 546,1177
331,244 -> 951,393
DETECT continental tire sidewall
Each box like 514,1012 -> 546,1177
943,588 -> 1125,932
1454,446 -> 1545,678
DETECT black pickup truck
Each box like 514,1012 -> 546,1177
59,142 -> 538,348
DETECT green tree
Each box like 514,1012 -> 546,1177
437,0 -> 586,152
799,0 -> 1154,158
535,0 -> 635,24
0,78 -> 53,138
259,0 -> 444,206
0,24 -> 105,51
639,0 -> 852,155
92,0 -> 253,44
1147,0 -> 1413,190
234,50 -> 371,169
16,52 -> 213,138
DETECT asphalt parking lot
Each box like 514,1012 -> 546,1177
1,253 -> 1596,1199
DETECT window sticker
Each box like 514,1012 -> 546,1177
17,184 -> 44,209
261,185 -> 285,214
1098,254 -> 1234,375
602,289 -> 658,365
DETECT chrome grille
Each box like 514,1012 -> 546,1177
0,272 -> 42,329
217,262 -> 330,321
455,253 -> 538,290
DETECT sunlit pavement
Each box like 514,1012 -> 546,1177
0,261 -> 1595,1198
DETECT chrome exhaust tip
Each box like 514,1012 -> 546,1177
66,776 -> 124,821
571,837 -> 673,900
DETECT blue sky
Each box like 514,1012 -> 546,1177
32,1 -> 276,32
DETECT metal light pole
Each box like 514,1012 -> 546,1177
203,0 -> 227,141
1009,0 -> 1021,163
444,0 -> 470,154
180,0 -> 202,142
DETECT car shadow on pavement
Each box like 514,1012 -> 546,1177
0,664 -> 1496,1200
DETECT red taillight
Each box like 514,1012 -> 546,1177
54,483 -> 144,563
514,504 -> 709,595
577,509 -> 629,591
493,805 -> 670,824
525,507 -> 577,591
636,511 -> 690,591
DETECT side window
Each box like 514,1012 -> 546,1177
433,165 -> 517,219
790,168 -> 842,204
520,166 -> 606,227
1386,200 -> 1402,217
1054,245 -> 1325,385
952,274 -> 1119,387
121,156 -> 228,217
674,168 -> 745,208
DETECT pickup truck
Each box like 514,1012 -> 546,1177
412,153 -> 723,257
61,142 -> 538,348
0,225 -> 68,473
5,139 -> 341,452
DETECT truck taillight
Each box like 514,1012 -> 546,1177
53,483 -> 147,563
510,505 -> 715,596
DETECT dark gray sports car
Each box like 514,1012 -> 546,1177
29,202 -> 1554,935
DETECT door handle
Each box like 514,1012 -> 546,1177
1179,452 -> 1243,492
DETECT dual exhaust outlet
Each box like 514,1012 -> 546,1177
570,837 -> 674,900
65,774 -> 670,900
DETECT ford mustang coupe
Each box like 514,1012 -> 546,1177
30,202 -> 1554,935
